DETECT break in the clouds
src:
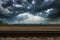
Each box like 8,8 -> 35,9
0,0 -> 60,24
3,12 -> 48,24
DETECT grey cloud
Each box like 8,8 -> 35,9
0,0 -> 60,24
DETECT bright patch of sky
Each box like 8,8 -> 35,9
23,0 -> 27,2
45,8 -> 53,13
13,4 -> 23,8
4,12 -> 48,24
32,0 -> 35,4
44,0 -> 54,3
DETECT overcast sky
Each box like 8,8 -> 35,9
0,0 -> 60,24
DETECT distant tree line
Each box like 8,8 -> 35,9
0,21 -> 7,25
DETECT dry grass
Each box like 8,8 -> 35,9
0,37 -> 60,40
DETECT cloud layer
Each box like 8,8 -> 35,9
0,0 -> 60,24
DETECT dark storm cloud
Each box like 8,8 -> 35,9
0,0 -> 12,18
0,0 -> 60,18
0,0 -> 60,24
34,0 -> 60,18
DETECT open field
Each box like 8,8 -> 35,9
0,26 -> 60,31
